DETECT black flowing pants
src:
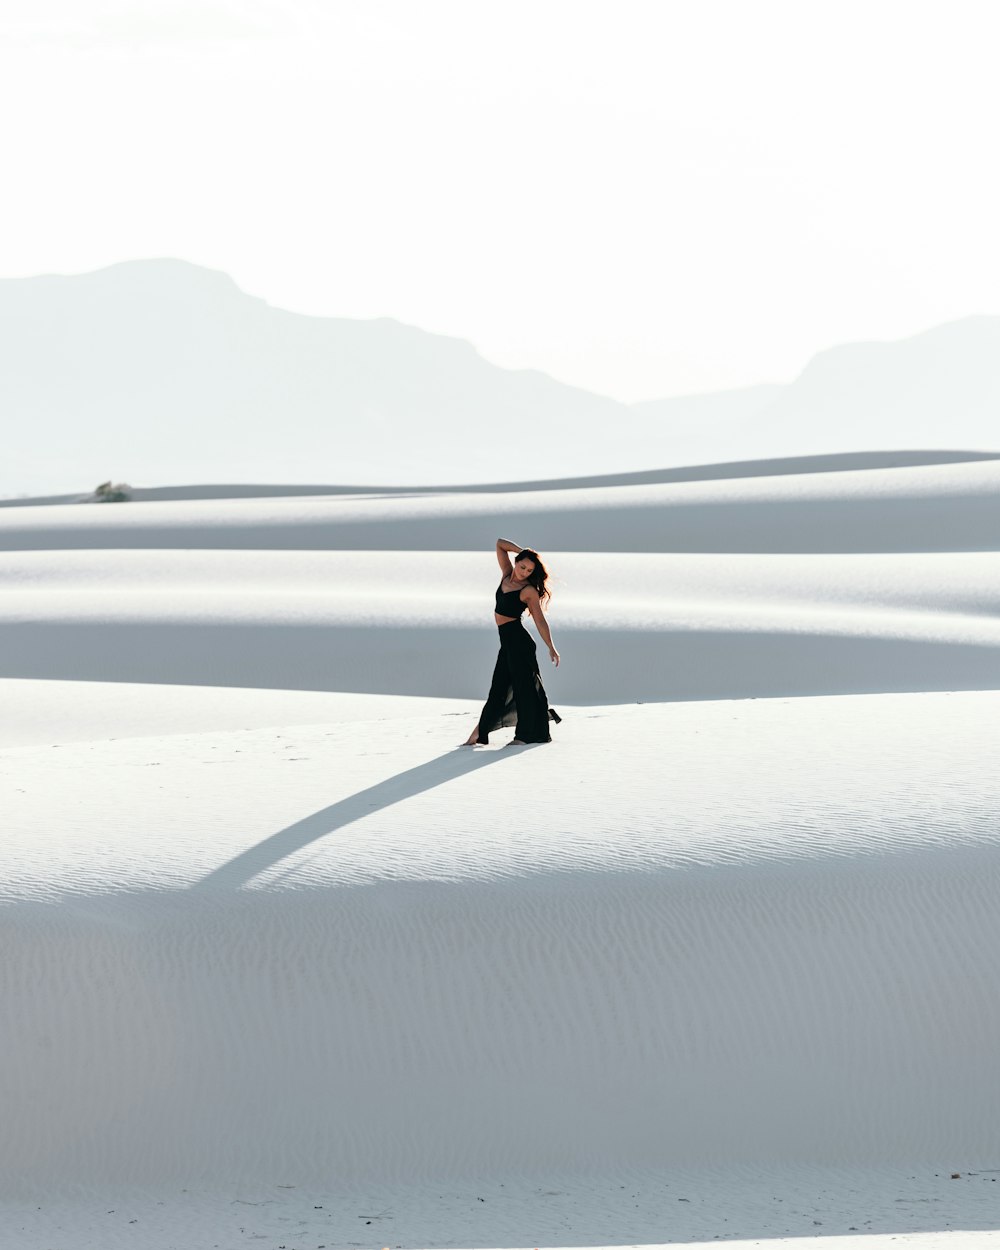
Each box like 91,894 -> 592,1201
476,620 -> 561,744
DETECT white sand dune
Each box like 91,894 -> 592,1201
0,676 -> 450,749
3,457 -> 1000,1247
2,548 -> 1000,701
3,448 -> 999,509
4,689 -> 1000,1190
2,457 -> 1000,552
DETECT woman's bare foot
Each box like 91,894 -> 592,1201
505,738 -> 527,747
462,727 -> 480,746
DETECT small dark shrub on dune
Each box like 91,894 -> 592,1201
90,480 -> 132,503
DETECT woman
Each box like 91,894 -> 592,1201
463,538 -> 562,747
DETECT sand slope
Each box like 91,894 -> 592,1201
3,689 -> 1000,1199
2,547 -> 1000,701
3,455 -> 999,1247
2,457 -> 999,552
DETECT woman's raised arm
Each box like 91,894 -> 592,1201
496,537 -> 518,574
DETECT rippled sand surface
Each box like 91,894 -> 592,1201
2,455 -> 999,1247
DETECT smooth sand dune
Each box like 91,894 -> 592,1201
2,549 -> 1000,701
0,676 -> 456,748
4,447 -> 999,508
2,690 -> 1000,1216
4,461 -> 1000,1247
1,458 -> 1000,552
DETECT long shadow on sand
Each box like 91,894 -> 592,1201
192,745 -> 513,892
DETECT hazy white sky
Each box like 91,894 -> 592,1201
1,0 -> 997,401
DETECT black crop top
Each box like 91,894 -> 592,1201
495,578 -> 528,617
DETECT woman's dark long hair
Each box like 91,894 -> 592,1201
516,549 -> 552,606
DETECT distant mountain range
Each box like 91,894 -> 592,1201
1,258 -> 997,497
